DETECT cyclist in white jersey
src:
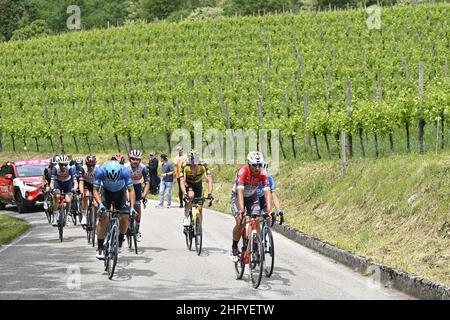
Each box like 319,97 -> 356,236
124,150 -> 149,242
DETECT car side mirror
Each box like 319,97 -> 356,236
4,174 -> 13,180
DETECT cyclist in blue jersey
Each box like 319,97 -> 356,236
50,155 -> 78,226
258,163 -> 284,225
93,160 -> 136,260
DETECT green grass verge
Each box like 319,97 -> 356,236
0,215 -> 31,246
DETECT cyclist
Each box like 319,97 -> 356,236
180,150 -> 213,227
79,155 -> 99,226
43,155 -> 58,211
111,153 -> 125,165
50,155 -> 78,226
124,149 -> 149,242
258,163 -> 284,225
230,151 -> 272,262
93,160 -> 136,260
70,156 -> 85,222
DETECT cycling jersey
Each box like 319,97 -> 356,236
257,175 -> 275,198
180,162 -> 211,184
71,164 -> 85,182
51,166 -> 76,183
93,165 -> 133,193
124,163 -> 149,185
81,165 -> 98,185
44,165 -> 54,184
232,165 -> 270,198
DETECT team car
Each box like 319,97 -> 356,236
0,158 -> 48,213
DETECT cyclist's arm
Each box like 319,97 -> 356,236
179,165 -> 187,195
272,192 -> 282,212
93,187 -> 102,207
237,187 -> 245,213
206,175 -> 212,195
50,167 -> 56,190
127,185 -> 136,209
204,164 -> 213,195
142,167 -> 150,198
264,188 -> 272,215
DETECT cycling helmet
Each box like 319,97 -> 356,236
85,155 -> 97,166
262,162 -> 269,169
129,149 -> 142,159
105,160 -> 122,181
111,153 -> 125,165
74,157 -> 83,165
187,149 -> 200,165
58,155 -> 69,165
247,151 -> 264,166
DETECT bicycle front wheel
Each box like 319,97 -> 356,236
234,237 -> 245,280
58,206 -> 65,242
249,234 -> 264,289
262,227 -> 275,277
194,216 -> 202,255
133,220 -> 138,254
107,223 -> 119,280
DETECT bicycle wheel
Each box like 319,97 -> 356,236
194,215 -> 202,255
58,206 -> 65,242
262,227 -> 275,277
184,212 -> 193,250
90,208 -> 97,248
133,220 -> 138,254
107,222 -> 119,280
127,218 -> 132,249
249,233 -> 264,289
234,237 -> 245,280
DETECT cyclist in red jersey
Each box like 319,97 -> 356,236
230,151 -> 272,262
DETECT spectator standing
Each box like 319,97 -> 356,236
173,146 -> 188,208
148,152 -> 159,195
157,154 -> 174,208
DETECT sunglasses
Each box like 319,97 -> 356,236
130,157 -> 141,161
249,164 -> 262,169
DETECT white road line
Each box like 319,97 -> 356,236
0,230 -> 32,254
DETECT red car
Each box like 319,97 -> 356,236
0,158 -> 48,213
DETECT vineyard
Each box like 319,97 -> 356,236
0,3 -> 449,159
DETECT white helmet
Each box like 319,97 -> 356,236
58,155 -> 69,165
247,151 -> 264,166
129,149 -> 142,159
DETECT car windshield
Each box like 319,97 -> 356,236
16,165 -> 47,177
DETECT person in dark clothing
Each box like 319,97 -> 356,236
148,152 -> 159,195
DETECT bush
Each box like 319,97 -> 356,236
10,19 -> 51,41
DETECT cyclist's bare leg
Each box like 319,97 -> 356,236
66,194 -> 72,214
233,215 -> 245,242
184,189 -> 195,219
96,213 -> 109,241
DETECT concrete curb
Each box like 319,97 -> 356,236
271,223 -> 450,300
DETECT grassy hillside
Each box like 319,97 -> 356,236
209,154 -> 450,285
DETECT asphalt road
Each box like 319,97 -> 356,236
0,201 -> 411,300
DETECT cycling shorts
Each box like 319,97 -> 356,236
101,187 -> 129,213
231,192 -> 261,218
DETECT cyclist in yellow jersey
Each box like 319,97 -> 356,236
180,150 -> 213,226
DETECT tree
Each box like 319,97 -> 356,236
11,19 -> 51,41
139,0 -> 183,20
